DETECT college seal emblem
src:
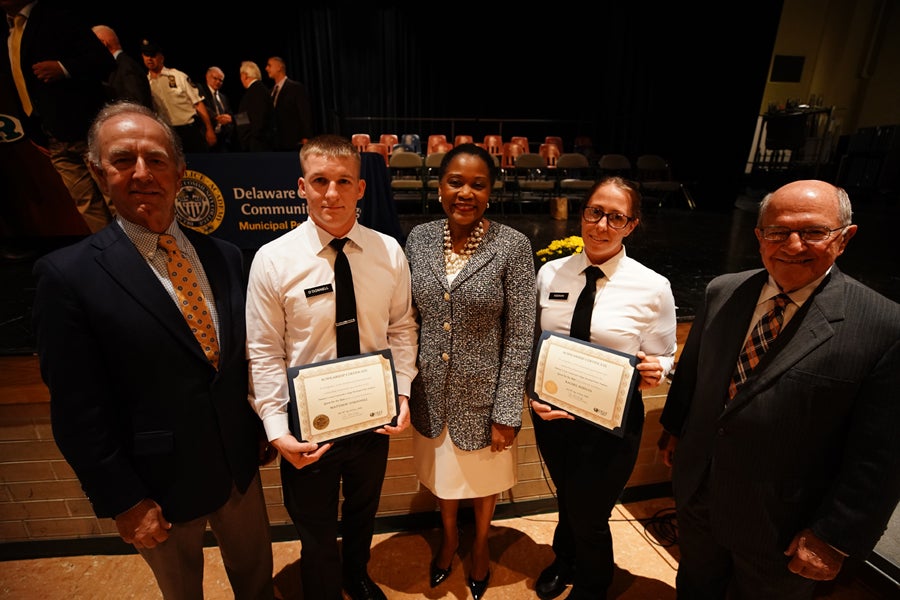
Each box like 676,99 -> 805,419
177,170 -> 225,234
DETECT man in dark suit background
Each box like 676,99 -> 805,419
199,65 -> 235,152
265,55 -> 313,151
659,180 -> 900,599
236,59 -> 273,151
32,101 -> 275,599
91,24 -> 152,109
2,0 -> 115,233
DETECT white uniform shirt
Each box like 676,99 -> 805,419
536,246 -> 678,376
148,66 -> 203,127
246,218 -> 419,441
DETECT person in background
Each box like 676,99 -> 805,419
265,55 -> 313,151
245,134 -> 418,600
91,24 -> 152,109
404,143 -> 535,600
141,38 -> 215,153
659,180 -> 900,599
530,177 -> 677,599
32,101 -> 275,599
2,0 -> 115,233
199,65 -> 235,152
236,60 -> 274,152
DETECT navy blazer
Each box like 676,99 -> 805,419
661,267 -> 900,559
272,78 -> 314,151
107,51 -> 153,109
12,1 -> 115,141
32,224 -> 263,522
237,79 -> 274,152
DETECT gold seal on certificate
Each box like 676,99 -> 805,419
530,332 -> 639,437
286,350 -> 399,444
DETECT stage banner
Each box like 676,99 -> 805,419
177,152 -> 404,249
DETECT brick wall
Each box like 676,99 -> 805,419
0,323 -> 686,544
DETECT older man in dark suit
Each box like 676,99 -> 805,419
236,59 -> 273,152
660,180 -> 900,599
91,24 -> 153,109
32,102 -> 275,599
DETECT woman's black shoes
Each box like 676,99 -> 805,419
467,570 -> 490,600
429,558 -> 452,588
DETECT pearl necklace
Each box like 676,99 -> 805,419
443,219 -> 484,276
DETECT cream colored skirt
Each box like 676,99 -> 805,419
412,424 -> 517,500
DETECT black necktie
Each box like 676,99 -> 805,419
271,84 -> 279,105
570,266 -> 603,341
330,238 -> 359,357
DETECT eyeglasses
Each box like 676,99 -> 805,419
759,226 -> 847,242
582,207 -> 633,229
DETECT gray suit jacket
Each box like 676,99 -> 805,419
660,267 -> 900,559
405,220 -> 536,451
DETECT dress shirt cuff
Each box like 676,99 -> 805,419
262,412 -> 290,442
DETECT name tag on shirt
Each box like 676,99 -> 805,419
549,292 -> 569,300
305,284 -> 333,298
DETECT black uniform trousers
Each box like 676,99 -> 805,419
281,431 -> 389,599
532,391 -> 644,597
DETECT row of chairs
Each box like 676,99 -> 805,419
387,149 -> 598,213
352,133 -> 574,160
387,147 -> 695,213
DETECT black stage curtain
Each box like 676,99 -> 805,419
82,2 -> 784,209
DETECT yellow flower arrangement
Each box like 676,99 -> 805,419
535,235 -> 584,262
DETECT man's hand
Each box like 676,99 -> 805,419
270,434 -> 331,470
377,395 -> 410,435
32,61 -> 64,83
115,498 -> 171,549
784,528 -> 845,581
658,431 -> 678,467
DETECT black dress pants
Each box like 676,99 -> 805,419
532,392 -> 644,597
281,431 -> 389,600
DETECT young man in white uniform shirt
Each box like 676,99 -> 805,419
245,134 -> 418,600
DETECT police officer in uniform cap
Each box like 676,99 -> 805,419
141,38 -> 215,153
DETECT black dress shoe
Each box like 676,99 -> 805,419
429,557 -> 452,587
341,573 -> 387,600
467,570 -> 490,600
535,559 -> 574,600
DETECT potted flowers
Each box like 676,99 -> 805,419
535,235 -> 584,262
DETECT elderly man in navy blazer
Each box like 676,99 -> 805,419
32,101 -> 274,599
660,180 -> 900,599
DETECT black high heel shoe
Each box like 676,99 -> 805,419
429,556 -> 452,588
467,570 -> 490,600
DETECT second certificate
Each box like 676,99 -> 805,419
532,332 -> 637,436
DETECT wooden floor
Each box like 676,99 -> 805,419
0,498 -> 893,599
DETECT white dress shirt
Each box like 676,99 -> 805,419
536,246 -> 678,376
246,218 -> 419,441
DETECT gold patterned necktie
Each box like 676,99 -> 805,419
727,293 -> 791,400
10,13 -> 33,116
157,234 -> 219,368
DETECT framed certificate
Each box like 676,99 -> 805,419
286,349 -> 399,444
529,331 -> 638,437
